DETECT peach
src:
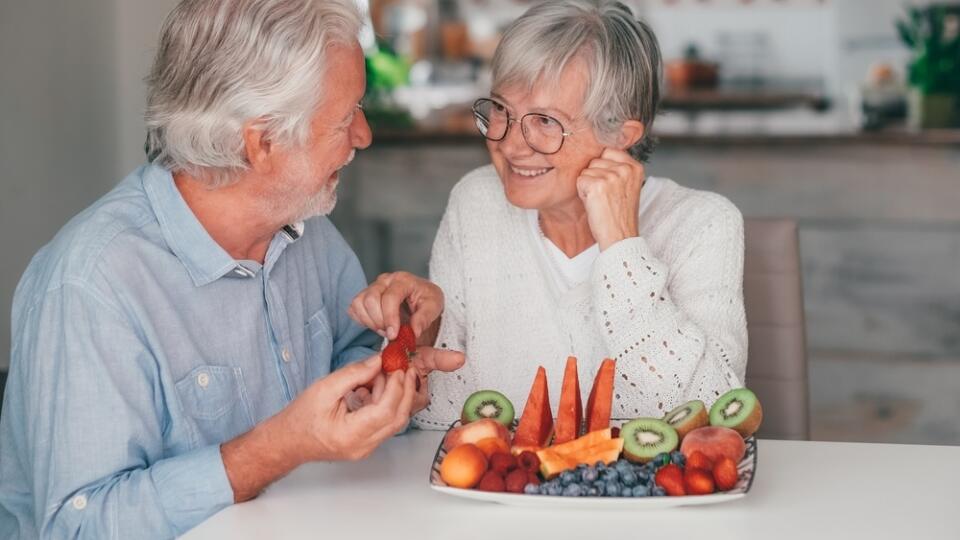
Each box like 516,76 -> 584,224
680,426 -> 746,464
439,443 -> 487,488
474,436 -> 511,458
442,418 -> 510,452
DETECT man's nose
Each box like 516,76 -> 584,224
351,110 -> 373,150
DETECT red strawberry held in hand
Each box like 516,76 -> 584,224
381,324 -> 416,374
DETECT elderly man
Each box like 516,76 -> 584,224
0,1 -> 461,538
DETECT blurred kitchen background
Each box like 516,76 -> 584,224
1,0 -> 958,444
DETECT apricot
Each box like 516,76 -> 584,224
475,436 -> 511,458
680,426 -> 746,464
439,444 -> 487,489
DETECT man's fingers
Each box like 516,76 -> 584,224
320,355 -> 383,398
380,280 -> 414,340
412,347 -> 465,374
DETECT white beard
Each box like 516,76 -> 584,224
271,149 -> 355,223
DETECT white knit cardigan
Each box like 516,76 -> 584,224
412,165 -> 747,430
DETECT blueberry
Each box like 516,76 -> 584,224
595,461 -> 608,472
631,484 -> 651,497
614,460 -> 632,473
580,468 -> 598,483
559,471 -> 578,486
601,469 -> 620,482
605,481 -> 622,497
635,469 -> 652,484
586,486 -> 600,497
620,470 -> 638,487
652,486 -> 667,497
670,450 -> 686,467
652,453 -> 671,468
546,483 -> 563,496
524,483 -> 540,495
562,483 -> 583,497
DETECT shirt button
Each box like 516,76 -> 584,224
72,495 -> 87,510
197,372 -> 210,388
282,348 -> 291,362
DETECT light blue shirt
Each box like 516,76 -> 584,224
0,164 -> 381,538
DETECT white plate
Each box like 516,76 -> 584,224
429,420 -> 757,509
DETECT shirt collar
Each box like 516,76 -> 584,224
142,164 -> 304,287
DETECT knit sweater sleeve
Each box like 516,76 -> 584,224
592,195 -> 747,415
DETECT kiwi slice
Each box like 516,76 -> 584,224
461,390 -> 515,427
709,388 -> 763,438
662,400 -> 709,441
620,418 -> 679,463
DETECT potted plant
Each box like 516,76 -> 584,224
897,5 -> 960,129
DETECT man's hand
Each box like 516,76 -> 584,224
346,346 -> 465,415
221,354 -> 417,502
349,271 -> 444,343
576,148 -> 645,251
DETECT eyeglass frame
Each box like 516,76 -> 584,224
471,97 -> 587,155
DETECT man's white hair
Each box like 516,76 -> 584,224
144,0 -> 363,187
492,0 -> 663,161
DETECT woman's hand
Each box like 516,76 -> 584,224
349,271 -> 444,343
576,148 -> 645,251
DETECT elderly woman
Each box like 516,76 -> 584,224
351,0 -> 746,427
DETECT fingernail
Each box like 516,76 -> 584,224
388,326 -> 397,340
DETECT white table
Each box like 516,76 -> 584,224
183,430 -> 958,540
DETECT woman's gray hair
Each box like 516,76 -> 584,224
145,0 -> 363,187
492,0 -> 662,162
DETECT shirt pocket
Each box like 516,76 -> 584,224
305,309 -> 334,380
175,365 -> 254,445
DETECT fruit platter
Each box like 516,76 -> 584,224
427,356 -> 761,508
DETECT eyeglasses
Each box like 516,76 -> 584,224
472,98 -> 579,155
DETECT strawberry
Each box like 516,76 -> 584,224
655,463 -> 686,496
526,471 -> 540,487
712,457 -> 739,491
489,452 -> 517,475
381,341 -> 410,373
517,451 -> 541,473
684,467 -> 715,495
477,471 -> 505,492
395,324 -> 417,354
685,450 -> 713,471
504,468 -> 529,493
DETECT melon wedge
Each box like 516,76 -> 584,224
541,428 -> 612,458
553,356 -> 582,444
512,366 -> 553,450
539,438 -> 625,478
585,358 -> 616,433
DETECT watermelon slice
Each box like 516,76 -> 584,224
512,366 -> 553,450
585,358 -> 616,433
553,356 -> 582,444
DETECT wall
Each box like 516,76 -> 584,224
0,0 -> 175,370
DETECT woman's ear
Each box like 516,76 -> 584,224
241,119 -> 274,174
618,120 -> 646,150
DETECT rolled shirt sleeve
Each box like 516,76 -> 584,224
13,282 -> 233,538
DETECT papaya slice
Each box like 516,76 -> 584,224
541,428 -> 612,458
553,356 -> 582,444
512,366 -> 553,450
538,437 -> 625,478
585,358 -> 616,433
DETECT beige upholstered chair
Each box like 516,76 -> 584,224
743,219 -> 810,440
